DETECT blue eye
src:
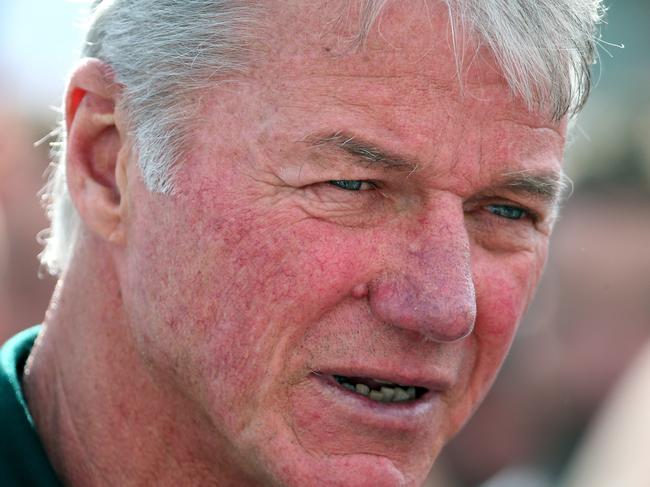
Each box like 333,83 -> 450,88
329,180 -> 365,191
486,205 -> 528,220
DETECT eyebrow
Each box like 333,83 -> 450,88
488,170 -> 569,205
304,131 -> 568,205
304,131 -> 417,172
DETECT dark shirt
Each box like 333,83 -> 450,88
0,326 -> 63,486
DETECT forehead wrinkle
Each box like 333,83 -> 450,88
302,131 -> 418,173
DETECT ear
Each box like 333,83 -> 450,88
65,58 -> 130,246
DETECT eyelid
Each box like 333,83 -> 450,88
277,161 -> 391,187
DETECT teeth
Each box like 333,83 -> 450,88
355,383 -> 370,396
380,386 -> 395,402
393,387 -> 410,402
369,390 -> 383,401
336,376 -> 422,403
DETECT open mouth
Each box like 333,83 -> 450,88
332,374 -> 428,403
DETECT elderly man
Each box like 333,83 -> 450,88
0,1 -> 604,486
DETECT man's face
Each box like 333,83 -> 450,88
119,3 -> 566,486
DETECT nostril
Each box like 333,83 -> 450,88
424,307 -> 476,343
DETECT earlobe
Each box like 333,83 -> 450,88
65,58 -> 129,246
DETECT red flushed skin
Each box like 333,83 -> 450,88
110,3 -> 567,487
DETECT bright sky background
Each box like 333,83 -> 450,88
0,0 -> 88,114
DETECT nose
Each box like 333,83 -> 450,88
368,208 -> 477,343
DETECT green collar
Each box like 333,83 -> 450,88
0,326 -> 63,486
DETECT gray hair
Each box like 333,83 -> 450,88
40,0 -> 606,275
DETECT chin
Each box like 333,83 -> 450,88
238,415 -> 438,487
262,449 -> 430,487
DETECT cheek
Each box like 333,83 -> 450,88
473,246 -> 547,340
462,247 -> 547,399
122,187 -> 375,411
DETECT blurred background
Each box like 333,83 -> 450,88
1,1 -> 648,486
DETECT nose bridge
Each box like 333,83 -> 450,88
369,206 -> 477,342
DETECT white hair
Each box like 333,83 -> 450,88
40,0 -> 606,275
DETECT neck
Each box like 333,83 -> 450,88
22,245 -> 232,486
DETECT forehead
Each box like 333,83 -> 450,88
250,1 -> 564,132
193,0 -> 566,195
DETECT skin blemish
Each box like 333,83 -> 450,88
351,282 -> 369,299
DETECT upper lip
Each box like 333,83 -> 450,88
313,366 -> 454,393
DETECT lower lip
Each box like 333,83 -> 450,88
286,372 -> 447,461
309,373 -> 440,425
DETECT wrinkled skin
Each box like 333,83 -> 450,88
114,2 -> 566,486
